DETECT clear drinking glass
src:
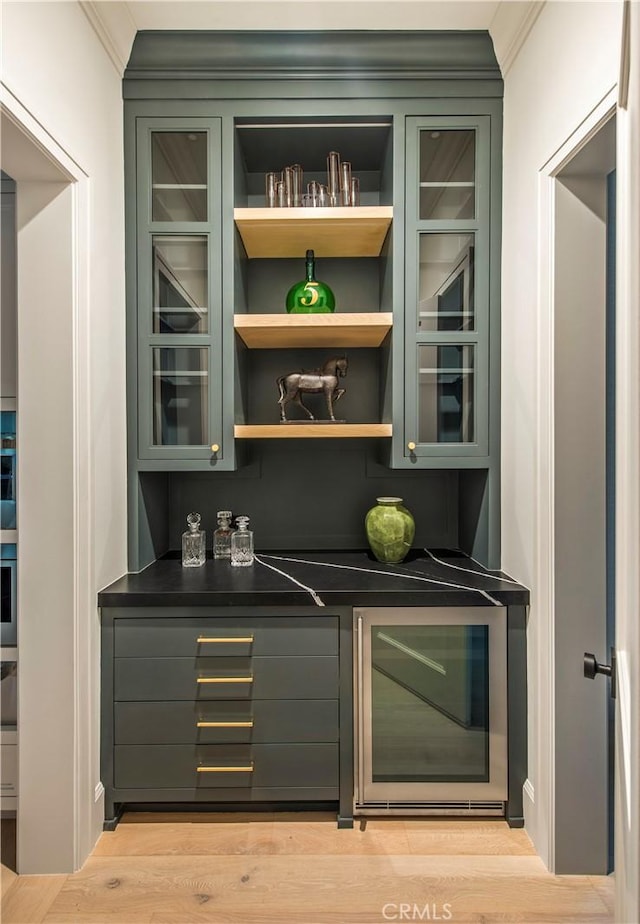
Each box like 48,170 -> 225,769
283,166 -> 294,208
265,172 -> 277,208
340,161 -> 352,205
350,176 -> 360,206
276,180 -> 286,207
305,180 -> 320,207
327,151 -> 341,206
292,164 -> 303,207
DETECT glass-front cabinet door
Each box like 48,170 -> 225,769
404,117 -> 491,460
136,119 -> 223,462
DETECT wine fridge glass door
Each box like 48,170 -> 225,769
355,606 -> 507,807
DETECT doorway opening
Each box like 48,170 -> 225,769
1,104 -> 86,874
553,114 -> 616,874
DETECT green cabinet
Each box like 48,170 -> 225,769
124,32 -> 504,569
100,607 -> 354,828
392,113 -> 500,468
129,110 -> 500,465
133,118 -> 227,465
403,116 -> 491,461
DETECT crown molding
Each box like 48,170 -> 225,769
79,1 -> 137,76
489,1 -> 546,76
124,30 -> 502,82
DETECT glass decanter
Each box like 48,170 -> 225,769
213,510 -> 233,560
230,515 -> 254,567
181,511 -> 206,567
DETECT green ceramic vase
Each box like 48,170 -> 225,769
365,496 -> 415,564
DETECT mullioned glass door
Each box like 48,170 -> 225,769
404,116 -> 491,460
136,119 -> 223,462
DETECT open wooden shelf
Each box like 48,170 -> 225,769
234,206 -> 393,258
234,423 -> 392,439
234,312 -> 392,349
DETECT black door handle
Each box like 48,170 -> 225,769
583,648 -> 616,698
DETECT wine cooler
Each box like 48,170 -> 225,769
354,607 -> 508,816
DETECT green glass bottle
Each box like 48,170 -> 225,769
285,249 -> 335,313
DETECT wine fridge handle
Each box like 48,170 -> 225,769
356,611 -> 365,806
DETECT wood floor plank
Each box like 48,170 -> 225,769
5,816 -> 614,924
1,861 -> 18,900
149,913 -> 612,924
44,914 -> 153,923
1,874 -> 67,924
42,855 -> 607,920
404,825 -> 537,856
239,818 -> 411,856
95,817 -> 412,858
94,822 -> 258,857
588,874 -> 615,913
118,811 -> 282,825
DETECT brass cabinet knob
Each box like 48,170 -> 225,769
407,441 -> 416,451
211,443 -> 220,453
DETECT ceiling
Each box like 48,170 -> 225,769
82,1 -> 544,76
125,1 -> 501,32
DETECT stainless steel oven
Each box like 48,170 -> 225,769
354,607 -> 507,816
1,544 -> 17,646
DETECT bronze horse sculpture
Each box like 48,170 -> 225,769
277,355 -> 348,422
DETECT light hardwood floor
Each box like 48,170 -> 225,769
1,813 -> 614,924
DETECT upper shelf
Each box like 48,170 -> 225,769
234,206 -> 393,258
234,312 -> 392,349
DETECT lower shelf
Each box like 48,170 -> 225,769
234,423 -> 392,439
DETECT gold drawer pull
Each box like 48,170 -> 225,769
197,636 -> 254,644
196,721 -> 254,728
197,676 -> 253,684
197,765 -> 254,773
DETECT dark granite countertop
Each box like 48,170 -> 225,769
98,549 -> 529,609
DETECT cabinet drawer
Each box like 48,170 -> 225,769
114,743 -> 338,790
114,656 -> 338,701
114,616 -> 338,658
115,699 -> 339,744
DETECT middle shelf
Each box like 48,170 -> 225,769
234,206 -> 393,258
234,312 -> 393,349
235,423 -> 392,439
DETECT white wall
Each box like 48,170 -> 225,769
1,176 -> 17,398
1,1 -> 128,871
500,0 -> 623,868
